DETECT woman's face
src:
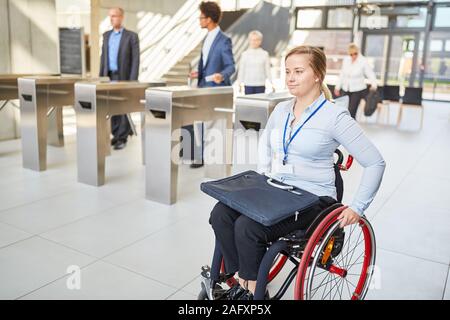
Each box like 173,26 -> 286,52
349,50 -> 359,62
249,34 -> 262,49
285,54 -> 319,97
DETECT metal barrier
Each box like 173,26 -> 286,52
17,75 -> 110,172
233,92 -> 293,171
1,74 -> 57,142
144,86 -> 234,205
74,80 -> 165,186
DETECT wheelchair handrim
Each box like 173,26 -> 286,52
295,207 -> 376,300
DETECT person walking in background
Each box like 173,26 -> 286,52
237,30 -> 273,95
187,1 -> 236,168
190,1 -> 235,88
100,7 -> 140,150
334,43 -> 377,119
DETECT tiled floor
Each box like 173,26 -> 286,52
0,102 -> 449,300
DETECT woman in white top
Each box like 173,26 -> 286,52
237,30 -> 272,95
335,43 -> 378,119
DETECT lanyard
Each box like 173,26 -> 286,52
282,99 -> 327,165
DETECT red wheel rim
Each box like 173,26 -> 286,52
294,207 -> 374,300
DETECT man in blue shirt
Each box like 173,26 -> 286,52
186,1 -> 236,168
100,7 -> 140,150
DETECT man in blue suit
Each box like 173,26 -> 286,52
188,1 -> 236,167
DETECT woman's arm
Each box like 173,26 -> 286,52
332,109 -> 386,216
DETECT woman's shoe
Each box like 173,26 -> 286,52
217,284 -> 247,300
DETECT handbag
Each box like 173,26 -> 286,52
201,171 -> 320,227
364,90 -> 381,117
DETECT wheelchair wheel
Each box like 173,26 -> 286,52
295,206 -> 376,300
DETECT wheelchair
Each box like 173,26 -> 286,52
198,150 -> 376,300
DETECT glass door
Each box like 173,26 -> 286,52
363,32 -> 420,90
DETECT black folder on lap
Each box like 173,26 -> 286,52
201,171 -> 320,227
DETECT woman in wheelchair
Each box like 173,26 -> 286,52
207,46 -> 386,300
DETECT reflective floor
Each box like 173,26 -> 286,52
0,102 -> 449,300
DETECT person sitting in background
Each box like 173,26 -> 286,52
334,43 -> 378,119
237,30 -> 273,95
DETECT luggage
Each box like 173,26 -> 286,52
201,171 -> 320,227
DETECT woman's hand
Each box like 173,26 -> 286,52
334,88 -> 341,97
337,208 -> 361,228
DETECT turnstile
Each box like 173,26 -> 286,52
233,92 -> 293,171
74,80 -> 165,187
234,92 -> 293,131
17,75 -> 109,171
144,86 -> 234,205
1,74 -> 57,142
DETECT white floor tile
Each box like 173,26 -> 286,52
0,222 -> 32,248
167,290 -> 197,301
0,237 -> 95,299
444,268 -> 450,300
20,261 -> 176,300
104,217 -> 216,289
372,200 -> 450,264
0,188 -> 120,234
40,199 -> 186,258
365,249 -> 448,300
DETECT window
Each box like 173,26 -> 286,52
396,7 -> 427,28
359,15 -> 389,29
434,7 -> 450,28
297,9 -> 323,28
327,8 -> 353,28
430,40 -> 444,52
446,41 -> 450,52
291,30 -> 352,74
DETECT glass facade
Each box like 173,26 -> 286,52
294,0 -> 450,101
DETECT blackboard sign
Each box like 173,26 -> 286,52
59,28 -> 85,75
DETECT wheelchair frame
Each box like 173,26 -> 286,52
199,151 -> 377,301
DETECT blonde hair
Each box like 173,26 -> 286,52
348,43 -> 359,53
249,30 -> 263,40
285,45 -> 332,101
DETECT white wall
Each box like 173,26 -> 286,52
0,0 -> 11,73
3,0 -> 59,74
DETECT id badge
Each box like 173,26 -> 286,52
272,154 -> 294,175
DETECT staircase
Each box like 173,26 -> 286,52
163,44 -> 202,86
161,9 -> 248,86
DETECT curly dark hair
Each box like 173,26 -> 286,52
199,1 -> 222,24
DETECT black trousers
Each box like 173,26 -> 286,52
109,72 -> 133,143
342,89 -> 368,119
209,196 -> 337,280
